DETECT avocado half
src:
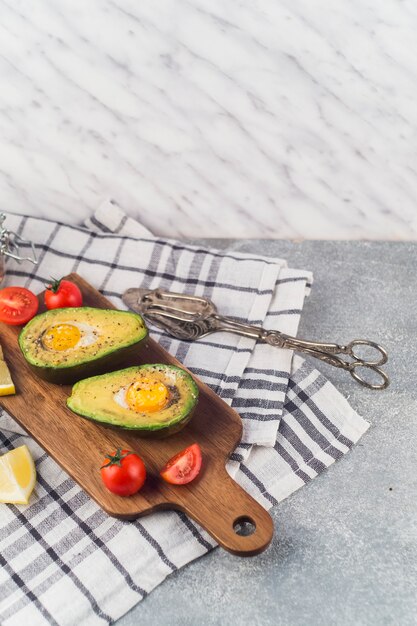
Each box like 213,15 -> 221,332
19,307 -> 148,384
67,364 -> 199,437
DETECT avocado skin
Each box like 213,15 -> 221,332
76,405 -> 196,438
18,307 -> 148,385
25,339 -> 148,385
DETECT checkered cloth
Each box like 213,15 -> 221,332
0,204 -> 369,626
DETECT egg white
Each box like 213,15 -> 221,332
69,322 -> 100,348
113,386 -> 130,409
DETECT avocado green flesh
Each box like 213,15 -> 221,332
67,364 -> 199,435
19,307 -> 148,384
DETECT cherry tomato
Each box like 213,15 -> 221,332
0,286 -> 39,326
101,448 -> 146,496
160,443 -> 202,485
44,278 -> 83,310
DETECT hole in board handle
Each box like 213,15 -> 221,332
233,516 -> 256,536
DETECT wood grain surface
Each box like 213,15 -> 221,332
0,274 -> 274,556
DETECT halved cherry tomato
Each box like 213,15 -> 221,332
160,443 -> 202,485
0,286 -> 39,326
100,448 -> 146,497
44,278 -> 83,309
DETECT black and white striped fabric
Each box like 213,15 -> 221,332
0,205 -> 369,626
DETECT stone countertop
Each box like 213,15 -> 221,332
116,239 -> 417,626
1,2 -> 417,239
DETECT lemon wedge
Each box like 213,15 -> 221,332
0,445 -> 36,504
0,345 -> 15,396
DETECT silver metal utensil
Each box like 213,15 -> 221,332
0,213 -> 38,284
122,288 -> 389,390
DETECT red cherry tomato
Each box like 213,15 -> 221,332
160,443 -> 202,485
0,286 -> 39,326
100,448 -> 146,496
44,278 -> 83,309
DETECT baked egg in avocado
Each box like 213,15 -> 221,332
19,307 -> 148,384
67,364 -> 199,436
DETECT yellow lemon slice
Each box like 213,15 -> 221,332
0,445 -> 36,504
0,345 -> 15,396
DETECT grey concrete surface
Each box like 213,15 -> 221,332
117,241 -> 417,626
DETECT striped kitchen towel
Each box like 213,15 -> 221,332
0,205 -> 369,626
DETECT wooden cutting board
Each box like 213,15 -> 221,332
0,274 -> 274,556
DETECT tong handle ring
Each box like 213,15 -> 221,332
349,362 -> 390,390
345,339 -> 388,367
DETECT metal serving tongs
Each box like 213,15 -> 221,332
122,288 -> 389,390
0,213 -> 38,284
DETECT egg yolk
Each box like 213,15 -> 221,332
42,324 -> 81,351
126,377 -> 169,413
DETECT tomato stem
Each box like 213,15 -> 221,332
45,277 -> 62,293
101,448 -> 132,469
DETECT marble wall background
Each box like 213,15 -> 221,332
0,0 -> 416,239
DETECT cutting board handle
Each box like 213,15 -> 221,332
182,467 -> 274,556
